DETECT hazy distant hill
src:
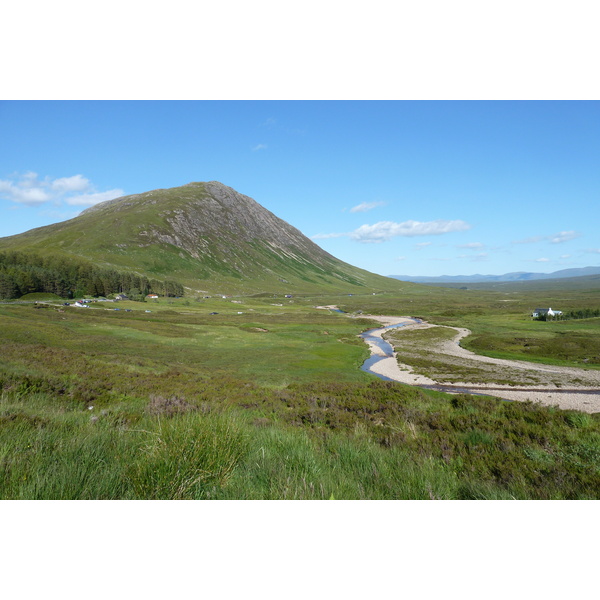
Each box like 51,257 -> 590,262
389,266 -> 600,284
0,181 -> 404,295
402,274 -> 600,292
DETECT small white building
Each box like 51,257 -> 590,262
532,307 -> 563,318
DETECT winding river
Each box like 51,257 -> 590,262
357,316 -> 600,413
359,320 -> 419,380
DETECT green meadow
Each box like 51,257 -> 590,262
1,284 -> 599,499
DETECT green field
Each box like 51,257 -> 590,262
1,286 -> 599,499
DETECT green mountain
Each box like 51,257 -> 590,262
0,181 -> 404,295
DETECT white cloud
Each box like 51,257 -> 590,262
51,174 -> 91,193
415,242 -> 432,249
21,171 -> 40,186
513,230 -> 581,245
560,254 -> 571,259
535,257 -> 551,262
65,189 -> 124,206
252,144 -> 268,151
585,248 -> 600,254
0,174 -> 51,206
350,219 -> 471,243
395,256 -> 407,261
0,183 -> 50,206
349,201 -> 386,213
312,219 -> 471,244
0,172 -> 122,209
550,230 -> 581,244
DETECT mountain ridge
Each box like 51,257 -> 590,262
0,181 -> 404,295
389,266 -> 600,284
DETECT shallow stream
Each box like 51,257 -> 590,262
359,319 -> 419,381
359,318 -> 511,398
357,316 -> 600,407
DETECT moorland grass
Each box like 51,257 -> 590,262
0,302 -> 375,391
1,291 -> 599,499
2,384 -> 599,499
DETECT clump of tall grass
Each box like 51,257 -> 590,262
0,391 -> 249,499
215,424 -> 460,500
128,413 -> 249,499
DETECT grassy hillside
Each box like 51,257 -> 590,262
0,182 -> 406,295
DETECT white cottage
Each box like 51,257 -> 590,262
532,307 -> 563,318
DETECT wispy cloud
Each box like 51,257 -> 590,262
349,201 -> 386,213
312,219 -> 471,244
251,144 -> 268,151
458,252 -> 488,261
513,235 -> 544,245
457,242 -> 485,249
350,219 -> 471,243
260,118 -> 277,129
0,172 -> 123,209
513,230 -> 581,245
550,231 -> 581,244
65,190 -> 125,206
415,242 -> 432,250
535,257 -> 551,262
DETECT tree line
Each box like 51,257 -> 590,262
0,250 -> 184,300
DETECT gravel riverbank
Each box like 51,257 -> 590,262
357,314 -> 600,413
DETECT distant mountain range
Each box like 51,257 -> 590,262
389,266 -> 600,284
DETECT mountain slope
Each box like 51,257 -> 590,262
0,181 -> 404,295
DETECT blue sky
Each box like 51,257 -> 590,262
1,100 -> 598,277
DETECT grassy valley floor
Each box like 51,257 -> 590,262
1,291 -> 599,499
